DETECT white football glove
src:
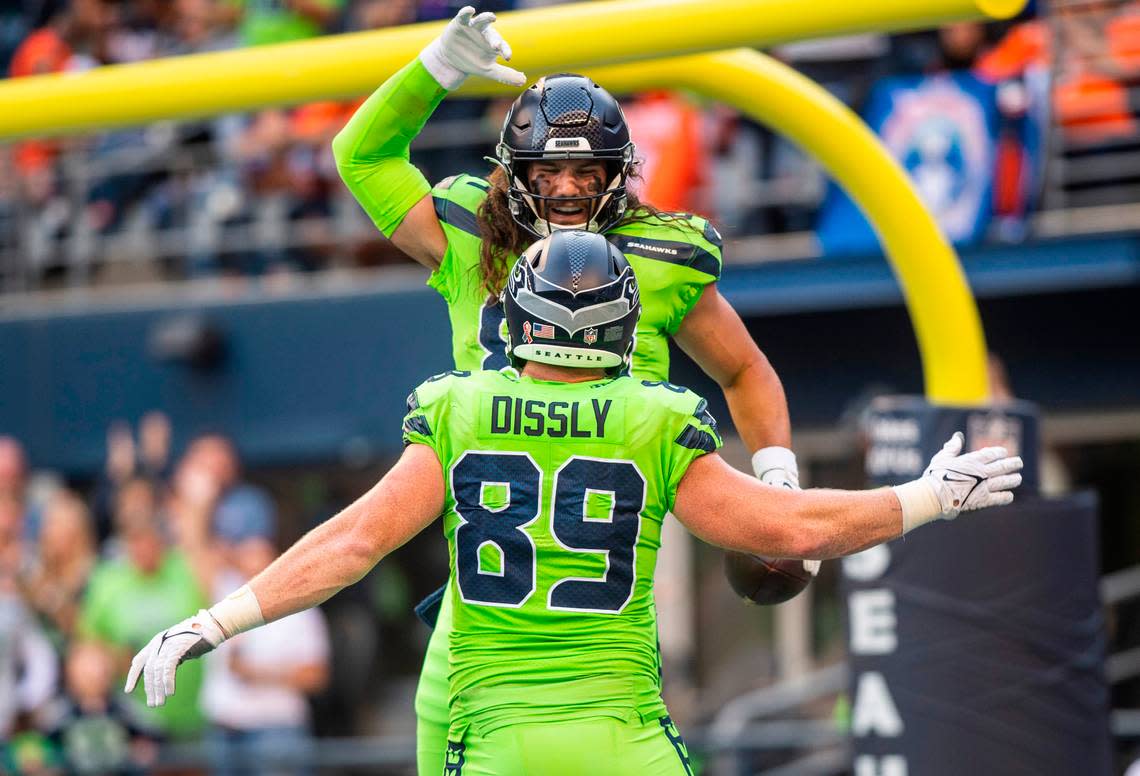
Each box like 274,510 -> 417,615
894,431 -> 1024,532
752,445 -> 800,490
752,446 -> 819,576
420,6 -> 526,90
124,609 -> 226,707
923,431 -> 1023,518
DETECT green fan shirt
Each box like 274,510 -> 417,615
426,174 -> 723,380
78,551 -> 207,739
401,369 -> 722,736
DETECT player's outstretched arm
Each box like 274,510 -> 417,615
674,283 -> 791,457
124,444 -> 444,707
673,284 -> 819,579
673,433 -> 1022,560
331,6 -> 524,270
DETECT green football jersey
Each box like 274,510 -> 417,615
401,369 -> 722,735
427,174 -> 723,381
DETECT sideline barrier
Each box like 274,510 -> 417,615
845,398 -> 1111,774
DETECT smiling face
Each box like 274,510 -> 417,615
525,159 -> 609,226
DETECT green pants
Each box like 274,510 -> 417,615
415,584 -> 454,776
415,586 -> 691,776
444,715 -> 693,776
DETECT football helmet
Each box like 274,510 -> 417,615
494,74 -> 636,237
502,230 -> 639,372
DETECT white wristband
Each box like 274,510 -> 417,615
207,584 -> 265,639
892,478 -> 944,533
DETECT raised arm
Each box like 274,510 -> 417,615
673,280 -> 811,588
673,433 -> 1023,560
673,283 -> 794,478
125,443 -> 444,707
331,7 -> 524,269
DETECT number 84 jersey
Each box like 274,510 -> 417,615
401,369 -> 721,732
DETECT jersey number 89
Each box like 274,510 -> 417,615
451,451 -> 646,614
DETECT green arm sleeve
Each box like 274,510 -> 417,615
332,58 -> 449,237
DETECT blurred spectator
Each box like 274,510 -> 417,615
0,578 -> 59,741
349,0 -> 416,30
978,0 -> 1140,145
225,106 -> 342,277
202,511 -> 330,775
0,716 -> 64,776
0,494 -> 26,582
0,435 -> 30,530
816,22 -> 1003,254
214,484 -> 275,544
42,641 -> 160,774
167,433 -> 239,542
79,477 -> 209,741
7,0 -> 124,281
623,91 -> 710,215
0,0 -> 63,74
220,0 -> 343,48
185,433 -> 241,493
137,411 -> 173,483
21,489 -> 96,642
164,433 -> 286,598
92,413 -> 172,544
8,0 -> 121,74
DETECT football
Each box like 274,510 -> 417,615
724,551 -> 815,605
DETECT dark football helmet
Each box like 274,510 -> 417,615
502,230 -> 640,372
494,74 -> 636,238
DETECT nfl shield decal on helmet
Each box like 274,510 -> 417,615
584,327 -> 598,345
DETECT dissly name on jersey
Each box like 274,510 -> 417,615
489,396 -> 612,439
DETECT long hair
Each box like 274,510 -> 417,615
473,166 -> 698,300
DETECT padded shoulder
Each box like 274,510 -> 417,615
607,211 -> 723,279
636,379 -> 722,454
431,174 -> 492,238
403,370 -> 475,444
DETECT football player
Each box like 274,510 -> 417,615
331,10 -> 806,772
126,231 -> 1023,775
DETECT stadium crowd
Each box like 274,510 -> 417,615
0,423 -> 333,773
0,0 -> 1137,289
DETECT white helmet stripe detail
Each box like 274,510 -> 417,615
513,287 -> 633,337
